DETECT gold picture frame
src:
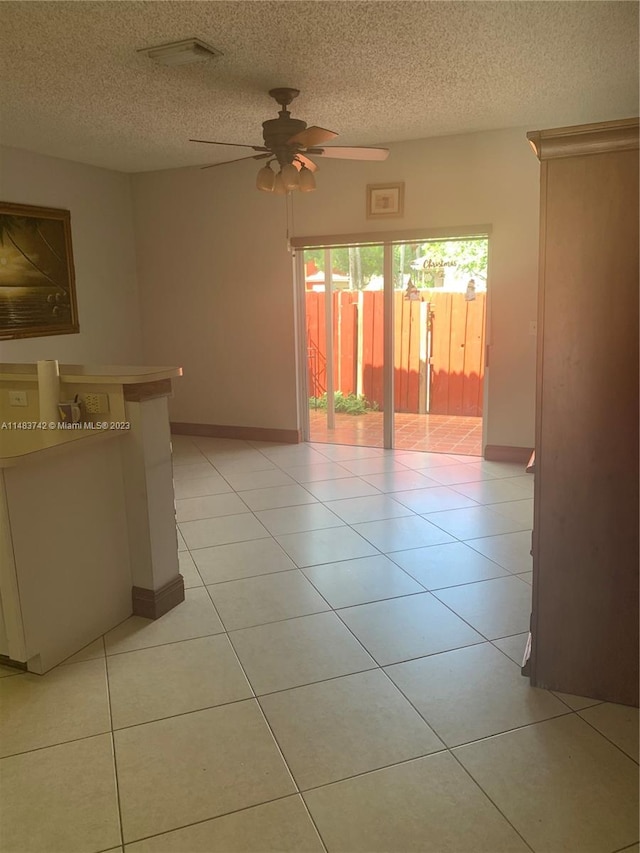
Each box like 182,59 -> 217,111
366,182 -> 405,219
0,201 -> 79,340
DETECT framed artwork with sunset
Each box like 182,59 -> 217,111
0,202 -> 79,339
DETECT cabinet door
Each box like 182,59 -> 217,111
531,148 -> 639,706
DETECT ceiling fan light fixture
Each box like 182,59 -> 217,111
139,38 -> 223,66
280,162 -> 300,190
273,172 -> 287,195
298,165 -> 316,192
256,163 -> 276,192
190,88 -> 389,196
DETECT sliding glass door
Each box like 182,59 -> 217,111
297,236 -> 488,455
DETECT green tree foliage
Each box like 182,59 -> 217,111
412,239 -> 488,286
304,238 -> 488,290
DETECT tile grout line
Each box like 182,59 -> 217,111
105,625 -> 227,659
425,587 -> 522,645
119,791 -> 320,850
447,746 -> 538,853
574,712 -> 640,767
102,635 -> 126,851
252,695 -> 330,853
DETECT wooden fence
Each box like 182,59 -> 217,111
306,290 -> 485,416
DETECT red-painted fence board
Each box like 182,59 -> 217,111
393,294 -> 423,412
363,291 -> 384,409
341,292 -> 359,394
306,292 -> 327,398
447,293 -> 467,415
429,293 -> 451,413
394,295 -> 407,411
336,295 -> 358,395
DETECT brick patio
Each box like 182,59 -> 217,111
308,408 -> 483,456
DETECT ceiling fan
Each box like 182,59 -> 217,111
190,88 -> 389,194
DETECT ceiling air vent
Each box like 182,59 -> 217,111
138,38 -> 223,66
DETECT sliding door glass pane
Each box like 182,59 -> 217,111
305,246 -> 384,448
392,238 -> 488,455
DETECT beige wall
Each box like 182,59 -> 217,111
132,165 -> 298,430
133,127 -> 540,447
0,146 -> 142,365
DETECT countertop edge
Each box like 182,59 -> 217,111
0,364 -> 183,385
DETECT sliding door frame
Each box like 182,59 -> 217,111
293,225 -> 492,450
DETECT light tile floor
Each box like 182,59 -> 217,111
1,437 -> 638,853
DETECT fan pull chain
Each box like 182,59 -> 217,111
285,191 -> 295,253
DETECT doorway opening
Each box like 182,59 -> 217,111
299,236 -> 488,455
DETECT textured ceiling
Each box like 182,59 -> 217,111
0,1 -> 637,173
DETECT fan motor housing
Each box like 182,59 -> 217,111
262,117 -> 307,163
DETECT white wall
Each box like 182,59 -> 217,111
133,127 -> 540,446
0,146 -> 142,365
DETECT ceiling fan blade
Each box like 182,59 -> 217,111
314,146 -> 389,161
190,138 -> 269,152
200,153 -> 271,170
288,126 -> 338,147
293,154 -> 318,173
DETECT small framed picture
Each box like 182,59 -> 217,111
366,182 -> 404,219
